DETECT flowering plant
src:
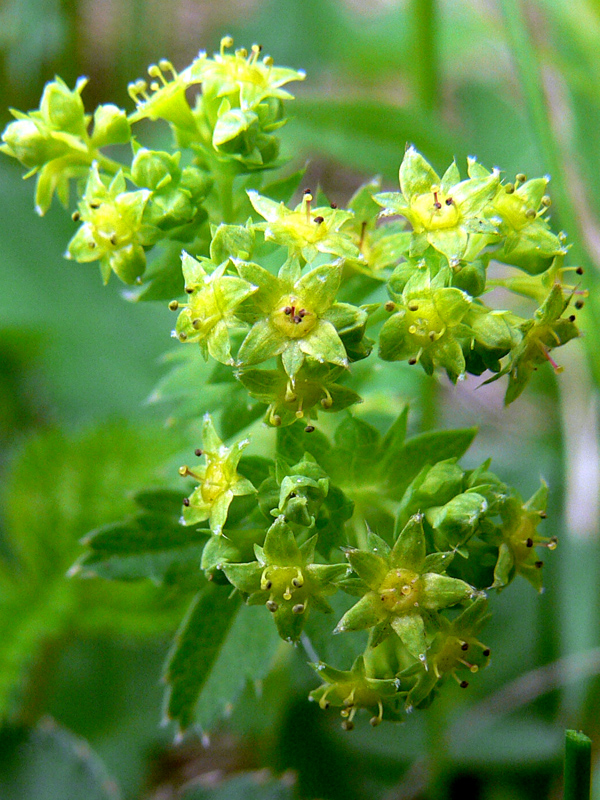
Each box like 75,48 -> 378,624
1,37 -> 580,738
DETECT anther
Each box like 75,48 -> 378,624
321,396 -> 333,409
88,241 -> 96,249
504,183 -> 515,194
576,266 -> 584,275
178,332 -> 187,341
370,716 -> 381,727
525,209 -> 536,219
341,720 -> 354,731
541,195 -> 552,207
72,211 -> 80,221
185,286 -> 194,294
168,300 -> 179,311
266,600 -> 278,612
304,188 -> 312,194
330,202 -> 338,209
292,603 -> 305,614
408,302 -> 419,311
540,511 -> 547,519
408,357 -> 417,365
460,680 -> 469,689
292,577 -> 303,588
569,315 -> 576,322
575,300 -> 584,309
535,560 -> 544,569
461,642 -> 469,651
433,190 -> 442,210
482,648 -> 491,657
298,309 -> 306,318
194,448 -> 203,456
178,466 -> 190,476
445,197 -> 453,205
89,201 -> 101,209
384,301 -> 396,312
265,580 -> 272,590
314,216 -> 324,224
192,319 -> 202,329
183,497 -> 190,506
284,306 -> 293,315
516,173 -> 527,184
526,537 -> 534,548
304,425 -> 315,433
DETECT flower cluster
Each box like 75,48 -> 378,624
3,44 -> 576,737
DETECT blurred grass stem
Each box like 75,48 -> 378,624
412,0 -> 439,111
564,729 -> 592,800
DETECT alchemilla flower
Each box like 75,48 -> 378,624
187,36 -> 306,111
66,163 -> 156,284
482,482 -> 557,592
310,655 -> 404,729
237,361 -> 362,426
248,189 -> 358,263
403,596 -> 491,708
223,516 -> 346,641
468,159 -> 566,274
336,516 -> 475,661
375,146 -> 500,264
235,259 -> 364,378
379,266 -> 472,381
172,251 -> 257,365
179,414 -> 255,535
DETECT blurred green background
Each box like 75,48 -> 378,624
1,0 -> 600,798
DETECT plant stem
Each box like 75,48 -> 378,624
412,0 -> 439,111
564,729 -> 592,800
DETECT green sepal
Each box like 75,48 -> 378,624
390,613 -> 427,661
334,592 -> 384,633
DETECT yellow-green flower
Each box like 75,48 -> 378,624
179,415 -> 255,535
375,147 -> 500,265
66,163 -> 156,284
172,252 -> 257,365
187,36 -> 305,110
248,190 -> 358,263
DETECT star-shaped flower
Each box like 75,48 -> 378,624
468,159 -> 566,275
237,360 -> 362,426
172,252 -> 257,365
375,147 -> 500,265
483,282 -> 579,404
248,190 -> 358,263
379,266 -> 472,381
481,482 -> 557,592
128,60 -> 199,135
402,596 -> 491,708
66,163 -> 156,284
309,655 -> 404,729
236,259 -> 362,378
187,37 -> 306,111
335,516 -> 474,661
179,414 -> 255,535
223,515 -> 346,641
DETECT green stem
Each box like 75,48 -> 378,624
564,729 -> 592,800
412,0 -> 439,111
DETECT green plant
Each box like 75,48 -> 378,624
0,36 -> 583,740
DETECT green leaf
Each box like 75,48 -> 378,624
0,720 -> 120,800
164,585 -> 243,733
72,510 -> 208,584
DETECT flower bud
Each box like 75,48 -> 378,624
1,118 -> 69,169
132,148 -> 181,191
91,104 -> 131,147
40,77 -> 87,135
